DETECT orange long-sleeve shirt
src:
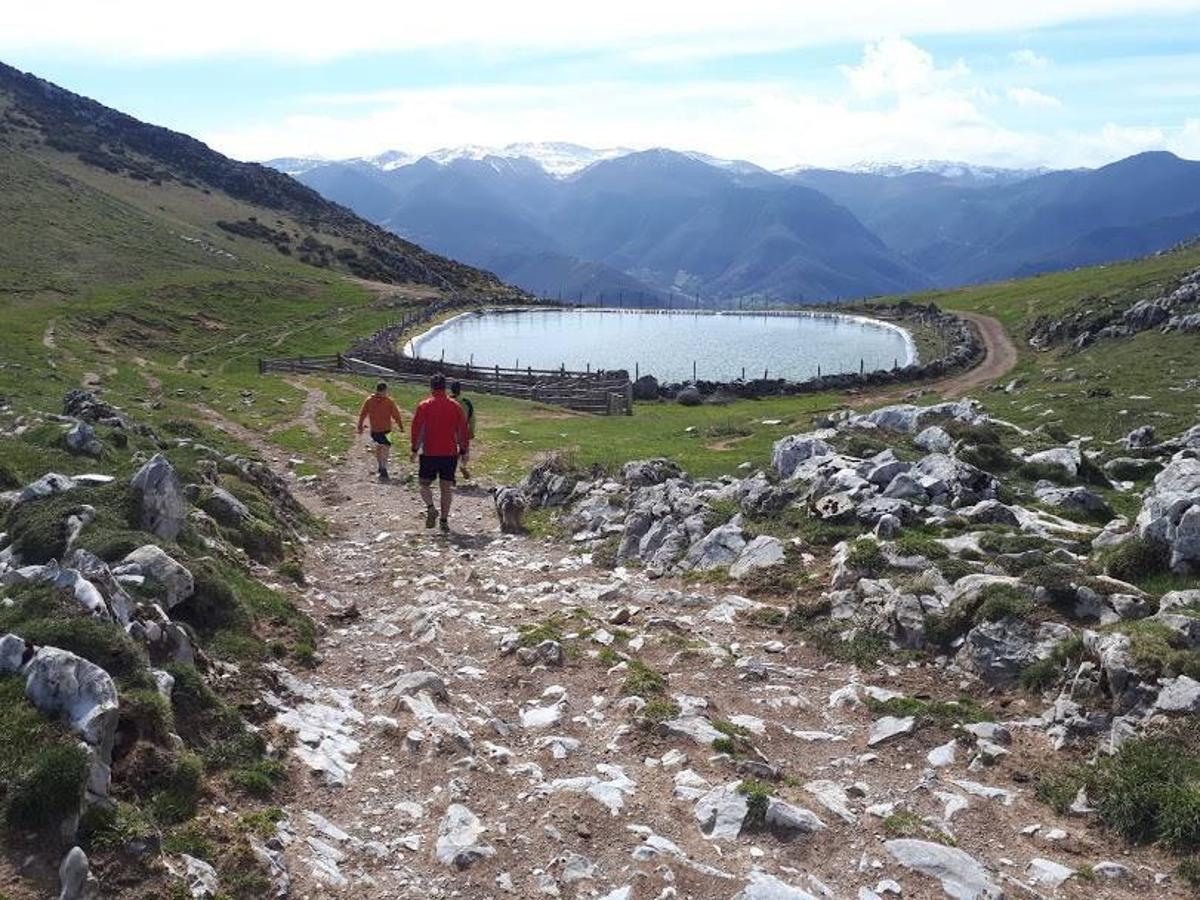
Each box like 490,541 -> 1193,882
358,393 -> 404,433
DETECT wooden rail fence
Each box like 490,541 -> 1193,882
259,353 -> 634,416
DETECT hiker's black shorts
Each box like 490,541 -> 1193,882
369,431 -> 392,446
418,455 -> 458,483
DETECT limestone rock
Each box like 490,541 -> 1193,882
199,486 -> 249,526
730,535 -> 786,580
435,804 -> 495,868
884,839 -> 1001,900
868,716 -> 914,746
772,433 -> 833,480
914,425 -> 952,453
64,422 -> 102,457
179,854 -> 219,898
694,783 -> 748,839
960,618 -> 1038,686
119,545 -> 194,609
1026,857 -> 1075,888
682,521 -> 746,571
764,798 -> 826,837
1136,457 -> 1200,573
58,846 -> 99,900
732,871 -> 821,899
130,454 -> 187,540
1155,674 -> 1200,713
23,647 -> 119,761
0,633 -> 28,673
622,458 -> 683,488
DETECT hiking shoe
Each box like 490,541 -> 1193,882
439,517 -> 450,534
424,505 -> 438,529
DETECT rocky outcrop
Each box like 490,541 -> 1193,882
1136,457 -> 1200,573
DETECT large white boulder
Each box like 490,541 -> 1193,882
22,647 -> 120,761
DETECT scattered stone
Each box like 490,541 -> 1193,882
927,740 -> 957,768
733,870 -> 822,899
435,804 -> 495,869
868,716 -> 915,746
884,839 -> 1001,900
1026,857 -> 1075,888
64,421 -> 102,457
764,798 -> 826,837
1154,674 -> 1200,713
694,783 -> 749,840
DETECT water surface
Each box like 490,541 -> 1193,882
409,309 -> 914,383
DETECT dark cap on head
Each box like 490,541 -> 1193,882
375,381 -> 387,392
450,380 -> 462,396
430,373 -> 447,391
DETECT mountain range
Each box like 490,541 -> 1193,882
270,145 -> 1200,305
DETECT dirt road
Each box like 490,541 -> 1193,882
933,311 -> 1019,399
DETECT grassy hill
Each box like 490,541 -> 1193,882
908,243 -> 1200,441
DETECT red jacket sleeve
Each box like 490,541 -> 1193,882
357,398 -> 370,431
410,402 -> 424,453
389,398 -> 404,430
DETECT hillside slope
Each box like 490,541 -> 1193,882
0,60 -> 522,296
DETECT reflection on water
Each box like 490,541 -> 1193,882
409,309 -> 915,383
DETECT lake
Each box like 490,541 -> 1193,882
407,308 -> 915,383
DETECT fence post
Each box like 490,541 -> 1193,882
258,359 -> 265,375
624,380 -> 634,416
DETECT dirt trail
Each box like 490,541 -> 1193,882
189,403 -> 285,464
259,441 -> 1180,900
933,312 -> 1020,399
270,377 -> 349,436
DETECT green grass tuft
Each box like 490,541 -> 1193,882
621,659 -> 667,697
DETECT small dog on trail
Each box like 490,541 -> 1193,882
492,486 -> 527,534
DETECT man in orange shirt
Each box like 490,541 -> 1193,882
357,382 -> 405,481
410,373 -> 470,532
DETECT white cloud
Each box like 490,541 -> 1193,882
1007,86 -> 1062,108
4,0 -> 1200,61
841,37 -> 970,100
201,38 -> 1186,170
1010,48 -> 1052,67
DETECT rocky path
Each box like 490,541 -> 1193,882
257,440 -> 1182,900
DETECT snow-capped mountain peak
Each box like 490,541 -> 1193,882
413,142 -> 633,176
842,159 -> 1051,182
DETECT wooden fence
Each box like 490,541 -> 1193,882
259,353 -> 634,416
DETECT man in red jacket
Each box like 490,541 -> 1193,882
411,373 -> 470,532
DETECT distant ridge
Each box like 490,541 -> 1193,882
269,140 -> 1200,304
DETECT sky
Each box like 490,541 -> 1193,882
4,1 -> 1200,170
